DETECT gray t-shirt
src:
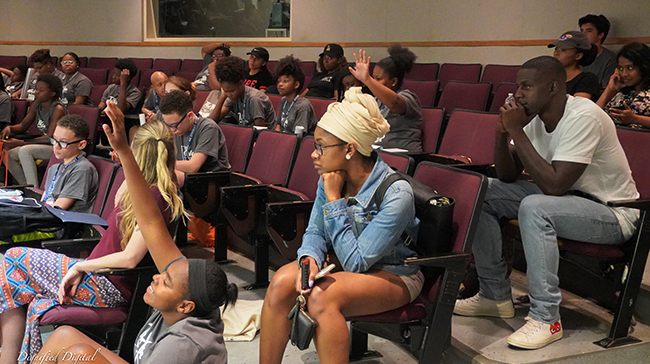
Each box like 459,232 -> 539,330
225,86 -> 275,128
143,89 -> 161,113
42,153 -> 98,214
0,92 -> 11,126
174,116 -> 230,172
582,47 -> 617,89
133,309 -> 227,364
34,100 -> 64,135
194,53 -> 213,91
100,84 -> 142,112
275,96 -> 318,134
61,71 -> 93,106
375,89 -> 423,153
5,80 -> 23,95
27,69 -> 66,96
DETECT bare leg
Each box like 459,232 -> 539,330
309,269 -> 411,364
0,307 -> 26,364
34,326 -> 128,364
259,262 -> 300,364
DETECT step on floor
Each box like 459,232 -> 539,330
446,270 -> 650,364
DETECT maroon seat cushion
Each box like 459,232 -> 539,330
40,305 -> 128,326
347,297 -> 427,323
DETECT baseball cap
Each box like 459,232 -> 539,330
548,31 -> 591,51
247,47 -> 270,62
319,43 -> 344,58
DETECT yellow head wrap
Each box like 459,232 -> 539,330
317,87 -> 390,157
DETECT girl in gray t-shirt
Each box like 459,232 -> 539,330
350,45 -> 424,153
1,73 -> 66,186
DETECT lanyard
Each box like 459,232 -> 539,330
42,154 -> 81,204
238,97 -> 248,126
376,97 -> 387,112
154,93 -> 159,112
281,95 -> 299,129
183,117 -> 198,161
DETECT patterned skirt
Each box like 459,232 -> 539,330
0,247 -> 127,364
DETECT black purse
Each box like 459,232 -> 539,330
287,294 -> 317,350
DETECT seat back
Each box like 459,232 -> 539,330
481,64 -> 520,87
194,90 -> 211,114
11,99 -> 28,125
438,109 -> 499,165
438,63 -> 482,91
489,82 -> 518,112
405,63 -> 439,81
220,124 -> 254,173
0,55 -> 27,68
87,156 -> 119,216
267,94 -> 282,118
266,60 -> 278,73
153,58 -> 181,72
87,57 -> 118,69
139,69 -> 173,90
181,59 -> 204,72
77,57 -> 88,68
616,127 -> 650,198
101,168 -> 124,219
421,107 -> 445,154
245,130 -> 299,186
91,85 -> 108,107
79,68 -> 108,85
378,151 -> 414,175
129,69 -> 142,87
286,136 -> 320,201
437,81 -> 492,113
414,162 -> 488,261
130,58 -> 153,70
173,71 -> 200,83
67,105 -> 100,153
307,97 -> 335,121
402,80 -> 438,107
300,61 -> 317,77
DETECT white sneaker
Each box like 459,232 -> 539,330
454,293 -> 515,318
507,317 -> 563,349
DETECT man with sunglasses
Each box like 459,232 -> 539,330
42,114 -> 98,213
160,90 -> 230,186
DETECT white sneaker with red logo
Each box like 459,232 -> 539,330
507,317 -> 563,349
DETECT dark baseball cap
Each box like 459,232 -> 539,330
548,31 -> 591,51
247,47 -> 270,62
319,43 -> 344,58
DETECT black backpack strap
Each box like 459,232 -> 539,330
372,172 -> 407,209
372,172 -> 413,246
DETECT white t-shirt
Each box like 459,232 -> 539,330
523,95 -> 639,239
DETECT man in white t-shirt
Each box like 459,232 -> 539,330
454,56 -> 639,350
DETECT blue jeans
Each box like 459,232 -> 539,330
473,178 -> 625,324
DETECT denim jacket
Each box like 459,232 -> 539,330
296,153 -> 420,276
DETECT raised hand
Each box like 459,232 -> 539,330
350,49 -> 372,84
103,100 -> 129,153
119,69 -> 130,86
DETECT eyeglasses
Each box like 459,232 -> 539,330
163,112 -> 190,130
50,137 -> 84,149
212,54 -> 225,60
313,141 -> 346,156
60,60 -> 76,65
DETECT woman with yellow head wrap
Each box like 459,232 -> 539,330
260,87 -> 423,364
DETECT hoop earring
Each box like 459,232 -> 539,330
345,154 -> 351,160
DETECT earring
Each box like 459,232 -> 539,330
345,154 -> 351,160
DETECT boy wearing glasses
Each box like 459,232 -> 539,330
43,114 -> 98,213
160,90 -> 230,186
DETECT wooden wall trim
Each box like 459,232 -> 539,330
2,38 -> 648,48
